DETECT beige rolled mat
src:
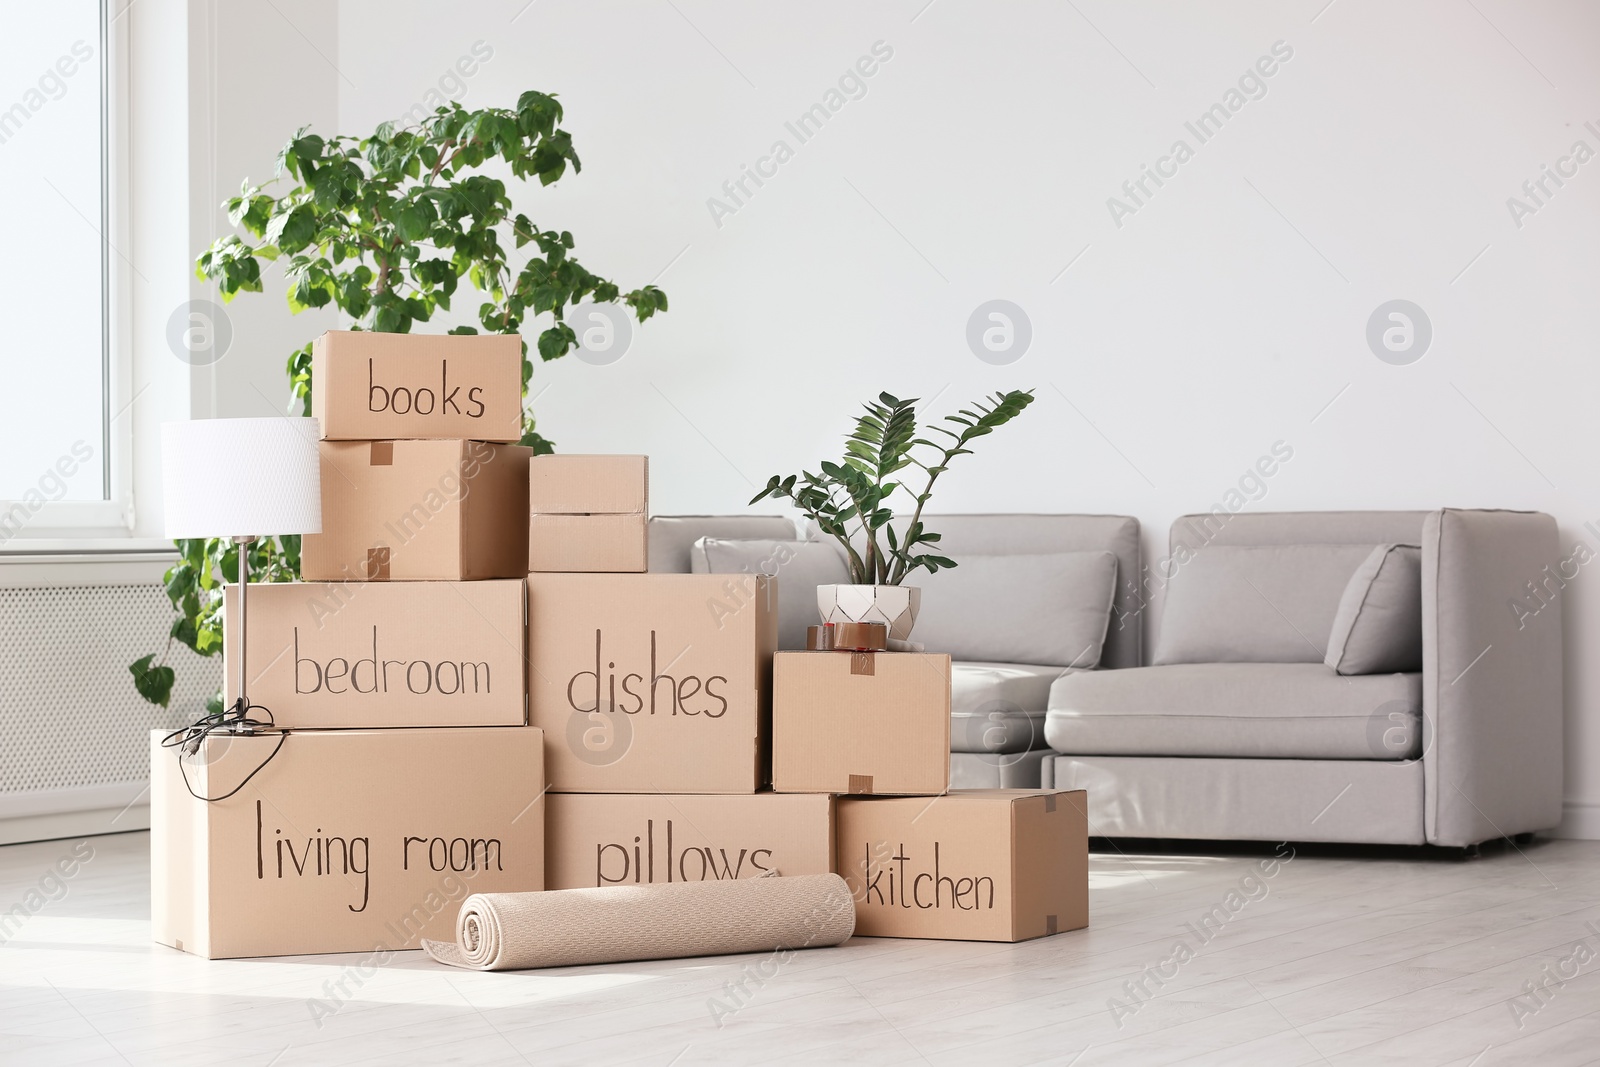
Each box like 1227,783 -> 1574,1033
423,873 -> 855,971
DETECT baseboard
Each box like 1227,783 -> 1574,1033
1550,801 -> 1600,841
0,804 -> 150,846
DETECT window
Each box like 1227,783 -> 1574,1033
0,2 -> 120,541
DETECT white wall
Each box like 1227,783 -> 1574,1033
198,0 -> 1600,835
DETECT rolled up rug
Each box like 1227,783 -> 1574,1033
423,872 -> 855,971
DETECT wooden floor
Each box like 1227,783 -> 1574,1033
2,832 -> 1599,1065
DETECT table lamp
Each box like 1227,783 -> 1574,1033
161,417 -> 322,731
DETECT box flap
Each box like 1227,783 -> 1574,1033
529,455 -> 648,514
528,513 -> 646,573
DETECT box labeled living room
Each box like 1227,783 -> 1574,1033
151,726 -> 546,960
8,5 -> 1595,1063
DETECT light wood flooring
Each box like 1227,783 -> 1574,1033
3,831 -> 1599,1065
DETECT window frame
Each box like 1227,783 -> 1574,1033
0,0 -> 134,544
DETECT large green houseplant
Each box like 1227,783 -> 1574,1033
751,389 -> 1033,640
131,92 -> 668,711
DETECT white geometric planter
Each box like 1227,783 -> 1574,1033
816,584 -> 922,642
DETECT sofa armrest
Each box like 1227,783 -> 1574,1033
1422,509 -> 1564,846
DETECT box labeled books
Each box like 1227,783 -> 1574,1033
312,330 -> 523,442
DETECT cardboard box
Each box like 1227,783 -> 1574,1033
151,726 -> 545,959
224,580 -> 526,729
301,440 -> 531,582
834,790 -> 1088,942
528,455 -> 648,572
771,651 -> 951,796
526,573 -> 776,793
545,793 -> 834,889
311,330 -> 523,442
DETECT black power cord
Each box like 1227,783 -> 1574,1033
159,700 -> 287,803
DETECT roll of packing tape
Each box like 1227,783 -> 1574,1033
806,624 -> 835,651
831,622 -> 888,652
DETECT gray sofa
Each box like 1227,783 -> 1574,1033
650,509 -> 1564,849
648,514 -> 1141,789
1044,509 -> 1564,848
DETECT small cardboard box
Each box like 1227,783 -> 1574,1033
771,651 -> 951,796
223,580 -> 526,729
835,789 -> 1088,942
528,455 -> 648,572
311,330 -> 523,442
151,726 -> 545,959
526,573 -> 776,793
301,440 -> 531,582
545,793 -> 834,889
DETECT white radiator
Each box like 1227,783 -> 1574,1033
0,553 -> 219,844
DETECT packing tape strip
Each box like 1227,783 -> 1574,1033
807,623 -> 889,653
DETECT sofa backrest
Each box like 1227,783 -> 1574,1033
821,513 -> 1143,670
1168,510 -> 1431,553
1155,511 -> 1431,665
647,515 -> 796,573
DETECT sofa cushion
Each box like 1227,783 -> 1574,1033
950,662 -> 1074,753
1045,663 -> 1423,760
649,515 -> 795,573
913,551 -> 1117,668
1325,544 -> 1423,675
1154,544 -> 1379,665
690,538 -> 849,650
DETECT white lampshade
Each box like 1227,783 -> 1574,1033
161,417 -> 323,539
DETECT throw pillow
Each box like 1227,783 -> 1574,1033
1154,543 -> 1379,665
911,551 -> 1118,668
1324,544 -> 1423,675
690,538 -> 850,650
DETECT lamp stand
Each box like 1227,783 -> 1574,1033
231,535 -> 256,734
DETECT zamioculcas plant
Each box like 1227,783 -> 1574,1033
131,91 -> 668,712
751,389 -> 1035,585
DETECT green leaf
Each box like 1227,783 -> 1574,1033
129,654 -> 176,709
167,95 -> 674,705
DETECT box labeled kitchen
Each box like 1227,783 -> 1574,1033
311,330 -> 523,442
545,792 -> 833,890
528,454 -> 647,572
151,726 -> 545,959
301,440 -> 531,582
526,573 -> 775,793
772,651 -> 951,796
223,580 -> 525,729
835,789 -> 1087,942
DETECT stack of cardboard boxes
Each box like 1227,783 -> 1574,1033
772,641 -> 1088,942
151,329 -> 1087,961
151,332 -> 546,959
526,454 -> 838,888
